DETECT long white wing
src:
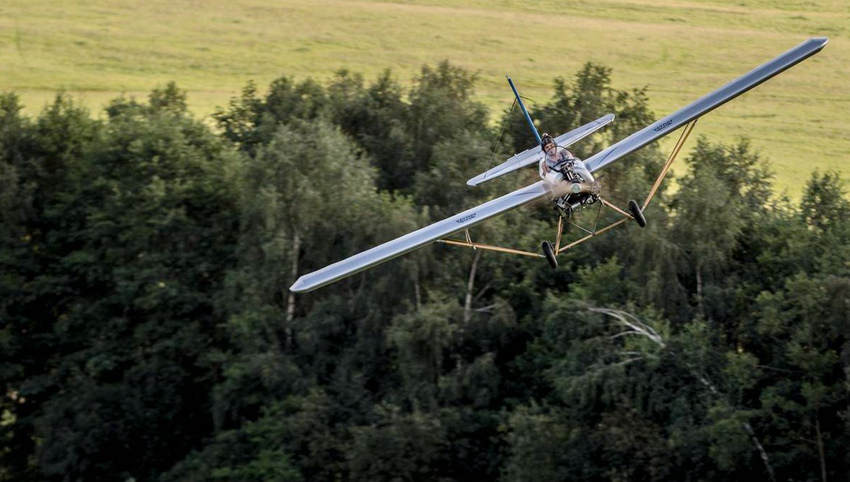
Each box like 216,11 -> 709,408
466,114 -> 615,186
290,182 -> 551,292
291,37 -> 827,293
586,37 -> 827,173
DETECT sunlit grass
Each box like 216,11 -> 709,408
2,0 -> 847,197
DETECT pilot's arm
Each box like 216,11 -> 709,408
539,158 -> 549,178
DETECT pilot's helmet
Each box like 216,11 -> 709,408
540,133 -> 556,152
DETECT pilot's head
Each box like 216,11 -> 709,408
540,133 -> 557,156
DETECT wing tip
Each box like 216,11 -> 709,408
289,277 -> 312,293
810,36 -> 829,50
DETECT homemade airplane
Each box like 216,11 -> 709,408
291,37 -> 827,293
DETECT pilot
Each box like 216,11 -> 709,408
538,133 -> 594,184
539,133 -> 599,215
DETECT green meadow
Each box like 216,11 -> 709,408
2,0 -> 848,196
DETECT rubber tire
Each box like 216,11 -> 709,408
628,200 -> 647,228
542,241 -> 558,269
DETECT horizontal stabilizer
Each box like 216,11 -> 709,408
467,114 -> 614,187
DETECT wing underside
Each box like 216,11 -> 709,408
466,114 -> 615,187
290,181 -> 552,293
585,37 -> 828,173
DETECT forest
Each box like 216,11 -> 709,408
1,61 -> 848,481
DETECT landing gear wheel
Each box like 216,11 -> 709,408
628,200 -> 647,228
542,241 -> 558,269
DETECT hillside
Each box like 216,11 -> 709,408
2,0 -> 847,195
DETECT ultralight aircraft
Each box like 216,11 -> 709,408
290,38 -> 828,293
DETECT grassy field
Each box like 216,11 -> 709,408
2,0 -> 848,197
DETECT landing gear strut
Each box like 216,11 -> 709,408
437,120 -> 698,264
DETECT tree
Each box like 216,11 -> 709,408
4,85 -> 243,481
0,93 -> 100,480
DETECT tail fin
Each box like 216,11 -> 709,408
507,76 -> 542,146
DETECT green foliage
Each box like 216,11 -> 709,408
348,403 -> 448,482
388,296 -> 460,410
2,61 -> 849,482
408,61 -> 489,174
801,170 -> 849,233
500,404 -> 574,482
1,85 -> 241,481
212,450 -> 302,482
326,70 -> 414,192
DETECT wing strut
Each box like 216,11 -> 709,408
437,120 -> 698,260
643,119 -> 697,210
436,238 -> 544,258
556,119 -> 698,253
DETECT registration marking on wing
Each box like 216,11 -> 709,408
653,119 -> 673,132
